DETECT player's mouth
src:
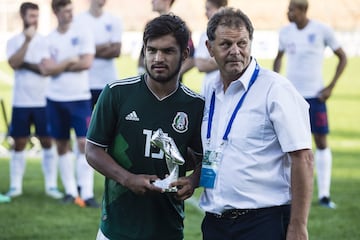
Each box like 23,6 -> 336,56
152,65 -> 168,72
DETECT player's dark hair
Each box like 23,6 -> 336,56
207,0 -> 228,9
207,7 -> 254,41
51,0 -> 72,13
20,2 -> 39,17
291,0 -> 308,11
143,14 -> 189,53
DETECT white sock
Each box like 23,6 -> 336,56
315,148 -> 332,199
76,153 -> 94,200
9,151 -> 26,191
58,152 -> 78,197
42,147 -> 58,190
72,138 -> 79,158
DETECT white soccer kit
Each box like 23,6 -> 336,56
6,33 -> 50,107
75,11 -> 123,90
278,20 -> 340,98
45,23 -> 94,101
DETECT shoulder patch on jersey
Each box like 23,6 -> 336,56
172,112 -> 189,133
109,76 -> 142,88
180,84 -> 204,100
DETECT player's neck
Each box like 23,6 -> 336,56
158,7 -> 171,15
296,18 -> 309,30
145,74 -> 179,100
89,6 -> 103,17
57,22 -> 71,33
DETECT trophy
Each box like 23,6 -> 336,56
150,129 -> 185,192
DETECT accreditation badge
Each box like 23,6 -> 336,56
199,147 -> 223,189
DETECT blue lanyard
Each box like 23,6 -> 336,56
206,63 -> 260,141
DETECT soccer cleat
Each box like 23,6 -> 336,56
61,194 -> 75,204
0,193 -> 11,203
74,196 -> 86,208
5,188 -> 22,198
84,197 -> 100,208
319,197 -> 337,209
150,129 -> 185,165
46,188 -> 64,199
61,194 -> 85,207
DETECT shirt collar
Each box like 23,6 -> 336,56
212,58 -> 257,93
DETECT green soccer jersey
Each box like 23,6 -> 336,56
87,75 -> 204,240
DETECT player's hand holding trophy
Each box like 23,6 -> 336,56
151,129 -> 185,192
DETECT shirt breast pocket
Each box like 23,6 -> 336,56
229,112 -> 268,150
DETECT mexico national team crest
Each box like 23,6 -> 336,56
172,112 -> 188,133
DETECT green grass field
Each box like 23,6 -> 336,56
0,56 -> 359,239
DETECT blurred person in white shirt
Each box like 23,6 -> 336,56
5,2 -> 63,200
40,0 -> 98,208
75,0 -> 123,108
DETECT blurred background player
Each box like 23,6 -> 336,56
273,0 -> 347,209
75,0 -> 123,108
137,0 -> 195,82
5,2 -> 63,200
194,0 -> 227,94
40,0 -> 99,207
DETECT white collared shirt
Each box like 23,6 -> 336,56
199,58 -> 312,214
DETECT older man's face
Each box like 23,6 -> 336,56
206,24 -> 252,80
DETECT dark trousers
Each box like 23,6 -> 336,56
201,205 -> 290,240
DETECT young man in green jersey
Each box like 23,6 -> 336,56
85,14 -> 204,240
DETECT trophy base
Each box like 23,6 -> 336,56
152,178 -> 178,192
163,187 -> 178,193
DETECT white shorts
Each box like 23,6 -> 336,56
96,229 -> 109,240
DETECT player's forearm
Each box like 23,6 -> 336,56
185,147 -> 203,187
66,54 -> 94,72
289,149 -> 314,226
41,59 -> 72,76
188,160 -> 202,188
195,58 -> 218,73
273,58 -> 282,73
329,49 -> 347,89
180,58 -> 195,75
85,141 -> 132,186
273,51 -> 284,73
95,42 -> 121,59
8,41 -> 30,69
20,62 -> 41,74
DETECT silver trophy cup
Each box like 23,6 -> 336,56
150,129 -> 185,192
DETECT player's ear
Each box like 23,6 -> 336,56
182,47 -> 189,61
206,40 -> 214,57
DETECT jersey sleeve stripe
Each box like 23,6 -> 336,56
86,138 -> 108,148
180,84 -> 204,100
109,76 -> 142,88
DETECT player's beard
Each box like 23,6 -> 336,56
145,58 -> 182,84
24,22 -> 37,29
